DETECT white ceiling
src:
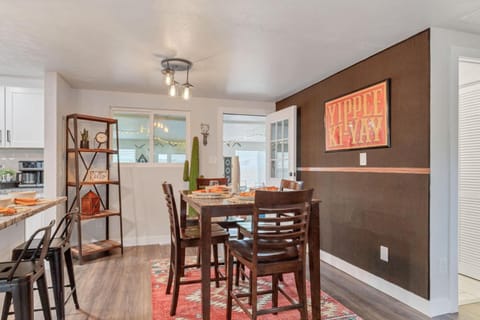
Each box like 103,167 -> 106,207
2,0 -> 480,102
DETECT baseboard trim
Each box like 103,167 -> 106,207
320,250 -> 452,317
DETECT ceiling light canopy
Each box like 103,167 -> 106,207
161,58 -> 193,100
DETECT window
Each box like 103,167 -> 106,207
223,114 -> 266,188
112,109 -> 189,164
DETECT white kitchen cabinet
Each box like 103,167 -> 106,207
0,87 -> 44,148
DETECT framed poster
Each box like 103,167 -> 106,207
324,79 -> 390,152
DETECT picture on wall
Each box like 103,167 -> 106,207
324,79 -> 390,152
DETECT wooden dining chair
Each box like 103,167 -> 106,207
226,189 -> 313,319
162,182 -> 229,316
196,177 -> 228,189
279,179 -> 304,191
235,179 -> 304,284
0,220 -> 55,320
237,179 -> 304,238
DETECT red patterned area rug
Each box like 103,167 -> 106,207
151,259 -> 362,320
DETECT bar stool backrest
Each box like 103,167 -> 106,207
50,208 -> 79,246
8,220 -> 55,280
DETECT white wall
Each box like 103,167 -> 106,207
430,27 -> 480,316
53,86 -> 274,246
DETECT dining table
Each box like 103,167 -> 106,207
180,190 -> 321,320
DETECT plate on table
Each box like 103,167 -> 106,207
190,192 -> 231,199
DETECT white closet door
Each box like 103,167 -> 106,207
459,82 -> 480,281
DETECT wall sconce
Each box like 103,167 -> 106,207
200,123 -> 209,146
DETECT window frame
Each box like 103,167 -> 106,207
111,107 -> 191,167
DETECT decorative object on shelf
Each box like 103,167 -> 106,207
200,123 -> 209,146
95,131 -> 108,146
324,79 -> 390,152
80,128 -> 89,149
88,170 -> 109,182
161,58 -> 193,100
81,191 -> 100,216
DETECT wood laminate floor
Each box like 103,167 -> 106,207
52,245 -> 479,319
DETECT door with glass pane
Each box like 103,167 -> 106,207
266,105 -> 297,187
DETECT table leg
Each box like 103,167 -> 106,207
200,209 -> 212,319
180,194 -> 187,229
309,202 -> 321,320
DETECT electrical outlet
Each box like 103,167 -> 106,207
380,245 -> 389,262
360,152 -> 367,166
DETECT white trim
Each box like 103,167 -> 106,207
320,250 -> 450,317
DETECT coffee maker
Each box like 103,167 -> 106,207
17,160 -> 44,188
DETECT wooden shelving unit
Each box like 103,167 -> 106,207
65,113 -> 124,264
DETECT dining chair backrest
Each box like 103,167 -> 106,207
8,220 -> 55,280
196,177 -> 228,189
279,179 -> 304,191
162,182 -> 181,244
252,189 -> 313,264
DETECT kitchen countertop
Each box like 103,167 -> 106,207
0,196 -> 66,230
0,187 -> 43,195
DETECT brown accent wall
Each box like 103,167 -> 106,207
276,30 -> 430,298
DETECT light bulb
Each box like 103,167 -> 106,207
169,83 -> 177,97
164,71 -> 174,86
182,86 -> 190,100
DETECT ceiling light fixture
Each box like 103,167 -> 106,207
161,58 -> 193,100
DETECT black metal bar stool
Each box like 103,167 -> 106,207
0,220 -> 55,320
10,211 -> 80,320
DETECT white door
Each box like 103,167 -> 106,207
0,88 -> 5,146
266,105 -> 297,187
5,87 -> 44,148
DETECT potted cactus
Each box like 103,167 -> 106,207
183,136 -> 200,216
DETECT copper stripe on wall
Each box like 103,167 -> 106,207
298,167 -> 430,174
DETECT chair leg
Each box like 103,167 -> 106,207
49,251 -> 65,320
37,274 -> 52,320
272,274 -> 279,314
213,244 -> 220,288
166,244 -> 175,294
64,248 -> 80,309
226,247 -> 234,320
248,269 -> 253,305
180,247 -> 187,277
294,269 -> 308,319
1,292 -> 12,320
12,282 -> 34,320
251,270 -> 258,320
170,247 -> 182,316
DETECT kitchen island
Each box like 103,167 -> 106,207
0,197 -> 66,260
0,196 -> 66,230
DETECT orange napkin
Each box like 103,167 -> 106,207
14,198 -> 39,206
0,207 -> 16,215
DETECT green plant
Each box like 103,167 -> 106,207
81,129 -> 89,142
182,136 -> 200,217
0,168 -> 16,176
